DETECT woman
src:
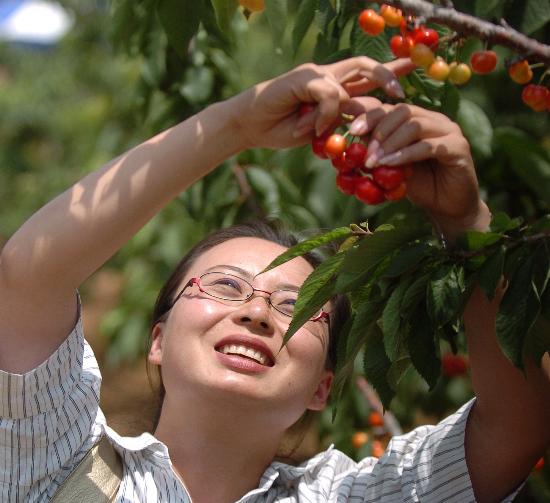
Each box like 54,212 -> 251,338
1,56 -> 549,502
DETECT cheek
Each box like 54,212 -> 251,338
286,328 -> 329,370
173,297 -> 228,332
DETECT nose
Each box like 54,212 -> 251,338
232,293 -> 275,334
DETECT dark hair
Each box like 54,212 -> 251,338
146,220 -> 350,455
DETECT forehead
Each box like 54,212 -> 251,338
189,237 -> 315,287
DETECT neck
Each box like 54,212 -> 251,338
154,395 -> 286,503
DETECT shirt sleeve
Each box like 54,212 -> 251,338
328,399 -> 523,502
0,299 -> 106,503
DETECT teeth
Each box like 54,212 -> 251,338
219,344 -> 268,365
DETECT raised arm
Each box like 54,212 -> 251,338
348,101 -> 550,502
0,57 -> 414,374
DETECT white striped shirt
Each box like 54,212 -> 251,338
0,312 -> 521,502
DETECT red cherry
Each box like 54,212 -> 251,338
332,153 -> 352,172
442,353 -> 468,378
390,35 -> 415,58
298,103 -> 315,117
372,165 -> 405,190
534,457 -> 545,471
336,171 -> 360,195
412,26 -> 439,50
508,60 -> 533,85
385,181 -> 407,201
380,5 -> 403,27
368,411 -> 384,427
470,50 -> 498,74
324,134 -> 347,159
355,178 -> 385,205
311,135 -> 329,159
522,84 -> 549,112
344,142 -> 368,168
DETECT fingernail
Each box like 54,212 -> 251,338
378,151 -> 403,165
349,118 -> 367,136
368,139 -> 380,155
365,148 -> 384,168
385,79 -> 405,99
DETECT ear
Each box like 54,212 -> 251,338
148,323 -> 165,366
307,370 -> 333,411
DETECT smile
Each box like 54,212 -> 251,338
217,344 -> 272,366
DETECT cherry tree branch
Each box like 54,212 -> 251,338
371,0 -> 550,65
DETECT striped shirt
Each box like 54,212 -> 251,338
0,311 -> 521,502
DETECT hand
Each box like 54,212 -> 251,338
347,100 -> 491,239
228,57 -> 415,150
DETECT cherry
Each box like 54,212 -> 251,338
508,60 -> 533,85
385,181 -> 407,201
373,165 -> 405,190
470,50 -> 498,74
351,431 -> 369,449
298,103 -> 316,117
410,43 -> 435,68
336,171 -> 360,195
324,134 -> 347,159
311,131 -> 331,159
412,26 -> 439,50
368,411 -> 384,427
534,457 -> 545,471
441,353 -> 468,378
380,4 -> 403,27
332,153 -> 351,172
390,35 -> 414,58
344,142 -> 368,168
355,178 -> 385,205
371,439 -> 385,458
399,15 -> 415,37
358,9 -> 385,36
522,84 -> 549,112
428,58 -> 451,81
448,62 -> 472,85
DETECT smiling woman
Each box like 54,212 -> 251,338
1,54 -> 549,503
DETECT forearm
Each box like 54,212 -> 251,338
1,99 -> 246,292
464,288 -> 550,501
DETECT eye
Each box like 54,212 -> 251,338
214,278 -> 242,291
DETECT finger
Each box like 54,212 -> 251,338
364,105 -> 413,166
340,97 -> 390,136
294,77 -> 350,136
375,141 -> 434,167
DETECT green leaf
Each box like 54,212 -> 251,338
383,242 -> 433,278
457,230 -> 503,252
493,127 -> 550,202
262,226 -> 352,273
400,272 -> 431,316
407,304 -> 441,389
336,222 -> 425,293
441,82 -> 460,120
265,0 -> 288,50
363,325 -> 395,409
211,0 -> 238,33
520,0 -> 550,35
314,0 -> 336,32
349,20 -> 392,62
496,255 -> 541,368
387,356 -> 411,392
246,166 -> 281,215
157,0 -> 201,60
292,0 -> 317,55
427,264 -> 465,330
475,0 -> 503,18
382,276 -> 415,360
528,215 -> 550,234
457,99 -> 493,160
477,246 -> 505,300
490,212 -> 523,233
408,69 -> 444,103
283,253 -> 345,345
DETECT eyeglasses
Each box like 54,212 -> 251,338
171,271 -> 330,324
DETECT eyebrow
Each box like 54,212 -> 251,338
204,264 -> 302,291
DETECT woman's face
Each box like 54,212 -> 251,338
148,237 -> 333,428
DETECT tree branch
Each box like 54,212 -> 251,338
371,0 -> 550,65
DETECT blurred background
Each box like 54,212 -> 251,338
0,0 -> 548,500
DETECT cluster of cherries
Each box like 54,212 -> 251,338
301,102 -> 411,205
357,5 -> 549,112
